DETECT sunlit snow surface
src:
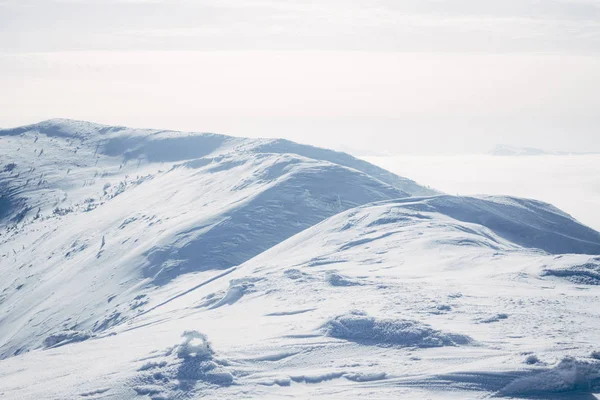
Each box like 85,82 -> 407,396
1,120 -> 599,399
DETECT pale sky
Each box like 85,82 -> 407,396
2,0 -> 600,154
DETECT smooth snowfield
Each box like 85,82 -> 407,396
0,120 -> 599,399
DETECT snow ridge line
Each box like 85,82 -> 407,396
134,267 -> 237,320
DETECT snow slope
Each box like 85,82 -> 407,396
0,119 -> 435,359
1,120 -> 600,399
1,198 -> 599,399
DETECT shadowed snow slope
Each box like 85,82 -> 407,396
382,195 -> 600,255
1,120 -> 600,399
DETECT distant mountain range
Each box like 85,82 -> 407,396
489,144 -> 599,156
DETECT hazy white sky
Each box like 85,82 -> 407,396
2,0 -> 600,153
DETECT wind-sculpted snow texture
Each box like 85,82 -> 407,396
388,195 -> 600,254
0,119 -> 423,358
322,311 -> 472,347
0,120 -> 599,399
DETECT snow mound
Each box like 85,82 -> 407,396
322,311 -> 471,347
132,331 -> 233,399
542,260 -> 600,285
500,357 -> 600,396
176,331 -> 213,360
42,330 -> 92,349
325,271 -> 362,286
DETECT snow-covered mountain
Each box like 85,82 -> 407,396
489,144 -> 599,156
0,119 -> 434,358
1,120 -> 599,399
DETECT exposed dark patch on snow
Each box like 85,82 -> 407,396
118,216 -> 138,230
92,311 -> 124,332
322,311 -> 472,347
3,163 -> 17,173
130,294 -> 149,311
525,355 -> 542,365
64,239 -> 89,259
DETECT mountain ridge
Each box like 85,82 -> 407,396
0,119 -> 430,358
1,120 -> 599,399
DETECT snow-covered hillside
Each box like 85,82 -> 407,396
1,120 -> 599,399
0,119 -> 435,359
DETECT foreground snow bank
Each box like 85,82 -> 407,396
542,259 -> 600,285
501,357 -> 600,396
322,311 -> 471,347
